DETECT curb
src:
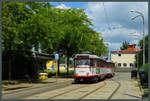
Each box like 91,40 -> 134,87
2,85 -> 33,91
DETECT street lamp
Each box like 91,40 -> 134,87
130,10 -> 145,65
104,42 -> 110,61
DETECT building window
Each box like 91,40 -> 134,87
118,54 -> 121,56
123,63 -> 127,67
130,63 -> 133,67
118,63 -> 121,67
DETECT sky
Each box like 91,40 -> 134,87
50,2 -> 148,52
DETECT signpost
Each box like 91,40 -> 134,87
55,54 -> 59,83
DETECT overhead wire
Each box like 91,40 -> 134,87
102,2 -> 112,60
102,2 -> 111,30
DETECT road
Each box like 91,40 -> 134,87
2,72 -> 142,99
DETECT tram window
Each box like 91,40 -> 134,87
97,60 -> 100,67
90,60 -> 97,67
95,60 -> 98,67
75,59 -> 90,67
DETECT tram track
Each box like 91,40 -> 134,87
3,80 -> 73,95
78,78 -> 121,99
4,78 -> 121,99
47,83 -> 94,99
79,81 -> 106,99
23,79 -> 120,100
47,81 -> 106,99
3,80 -> 73,99
107,79 -> 121,99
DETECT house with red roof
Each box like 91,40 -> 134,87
111,44 -> 141,71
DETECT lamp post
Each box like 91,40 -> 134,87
104,42 -> 109,61
130,10 -> 145,65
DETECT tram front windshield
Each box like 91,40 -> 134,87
75,59 -> 90,67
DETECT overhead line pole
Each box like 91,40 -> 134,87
130,10 -> 145,65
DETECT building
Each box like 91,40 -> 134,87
111,44 -> 141,71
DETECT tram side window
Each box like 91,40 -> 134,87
97,60 -> 100,67
90,60 -> 97,67
99,60 -> 102,67
75,59 -> 90,67
107,64 -> 110,67
101,61 -> 104,67
95,60 -> 98,67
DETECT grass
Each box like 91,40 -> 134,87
2,70 -> 74,85
2,80 -> 19,85
44,69 -> 74,78
142,86 -> 148,99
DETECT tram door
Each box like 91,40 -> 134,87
90,59 -> 97,75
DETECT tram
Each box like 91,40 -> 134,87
74,53 -> 115,83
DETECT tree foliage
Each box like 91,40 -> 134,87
120,41 -> 129,50
138,35 -> 148,67
2,2 -> 108,79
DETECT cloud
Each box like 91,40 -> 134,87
55,4 -> 71,9
104,41 -> 121,51
102,27 -> 142,42
87,2 -> 148,30
101,27 -> 143,51
86,2 -> 148,51
54,2 -> 148,52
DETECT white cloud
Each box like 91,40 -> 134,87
86,2 -> 148,51
87,2 -> 148,30
111,42 -> 121,51
56,4 -> 71,9
104,42 -> 121,51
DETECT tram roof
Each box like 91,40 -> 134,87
75,54 -> 104,60
75,54 -> 115,64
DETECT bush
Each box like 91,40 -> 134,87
140,63 -> 148,84
44,70 -> 74,78
44,70 -> 56,77
140,63 -> 148,78
2,80 -> 19,85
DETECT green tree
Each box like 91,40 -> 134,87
2,2 -> 54,80
138,35 -> 148,67
120,41 -> 129,50
2,2 -> 34,80
2,2 -> 108,78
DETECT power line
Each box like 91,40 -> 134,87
102,2 -> 111,30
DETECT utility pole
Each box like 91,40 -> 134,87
130,10 -> 145,65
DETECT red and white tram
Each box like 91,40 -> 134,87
74,53 -> 115,83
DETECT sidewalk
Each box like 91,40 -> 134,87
2,78 -> 73,92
